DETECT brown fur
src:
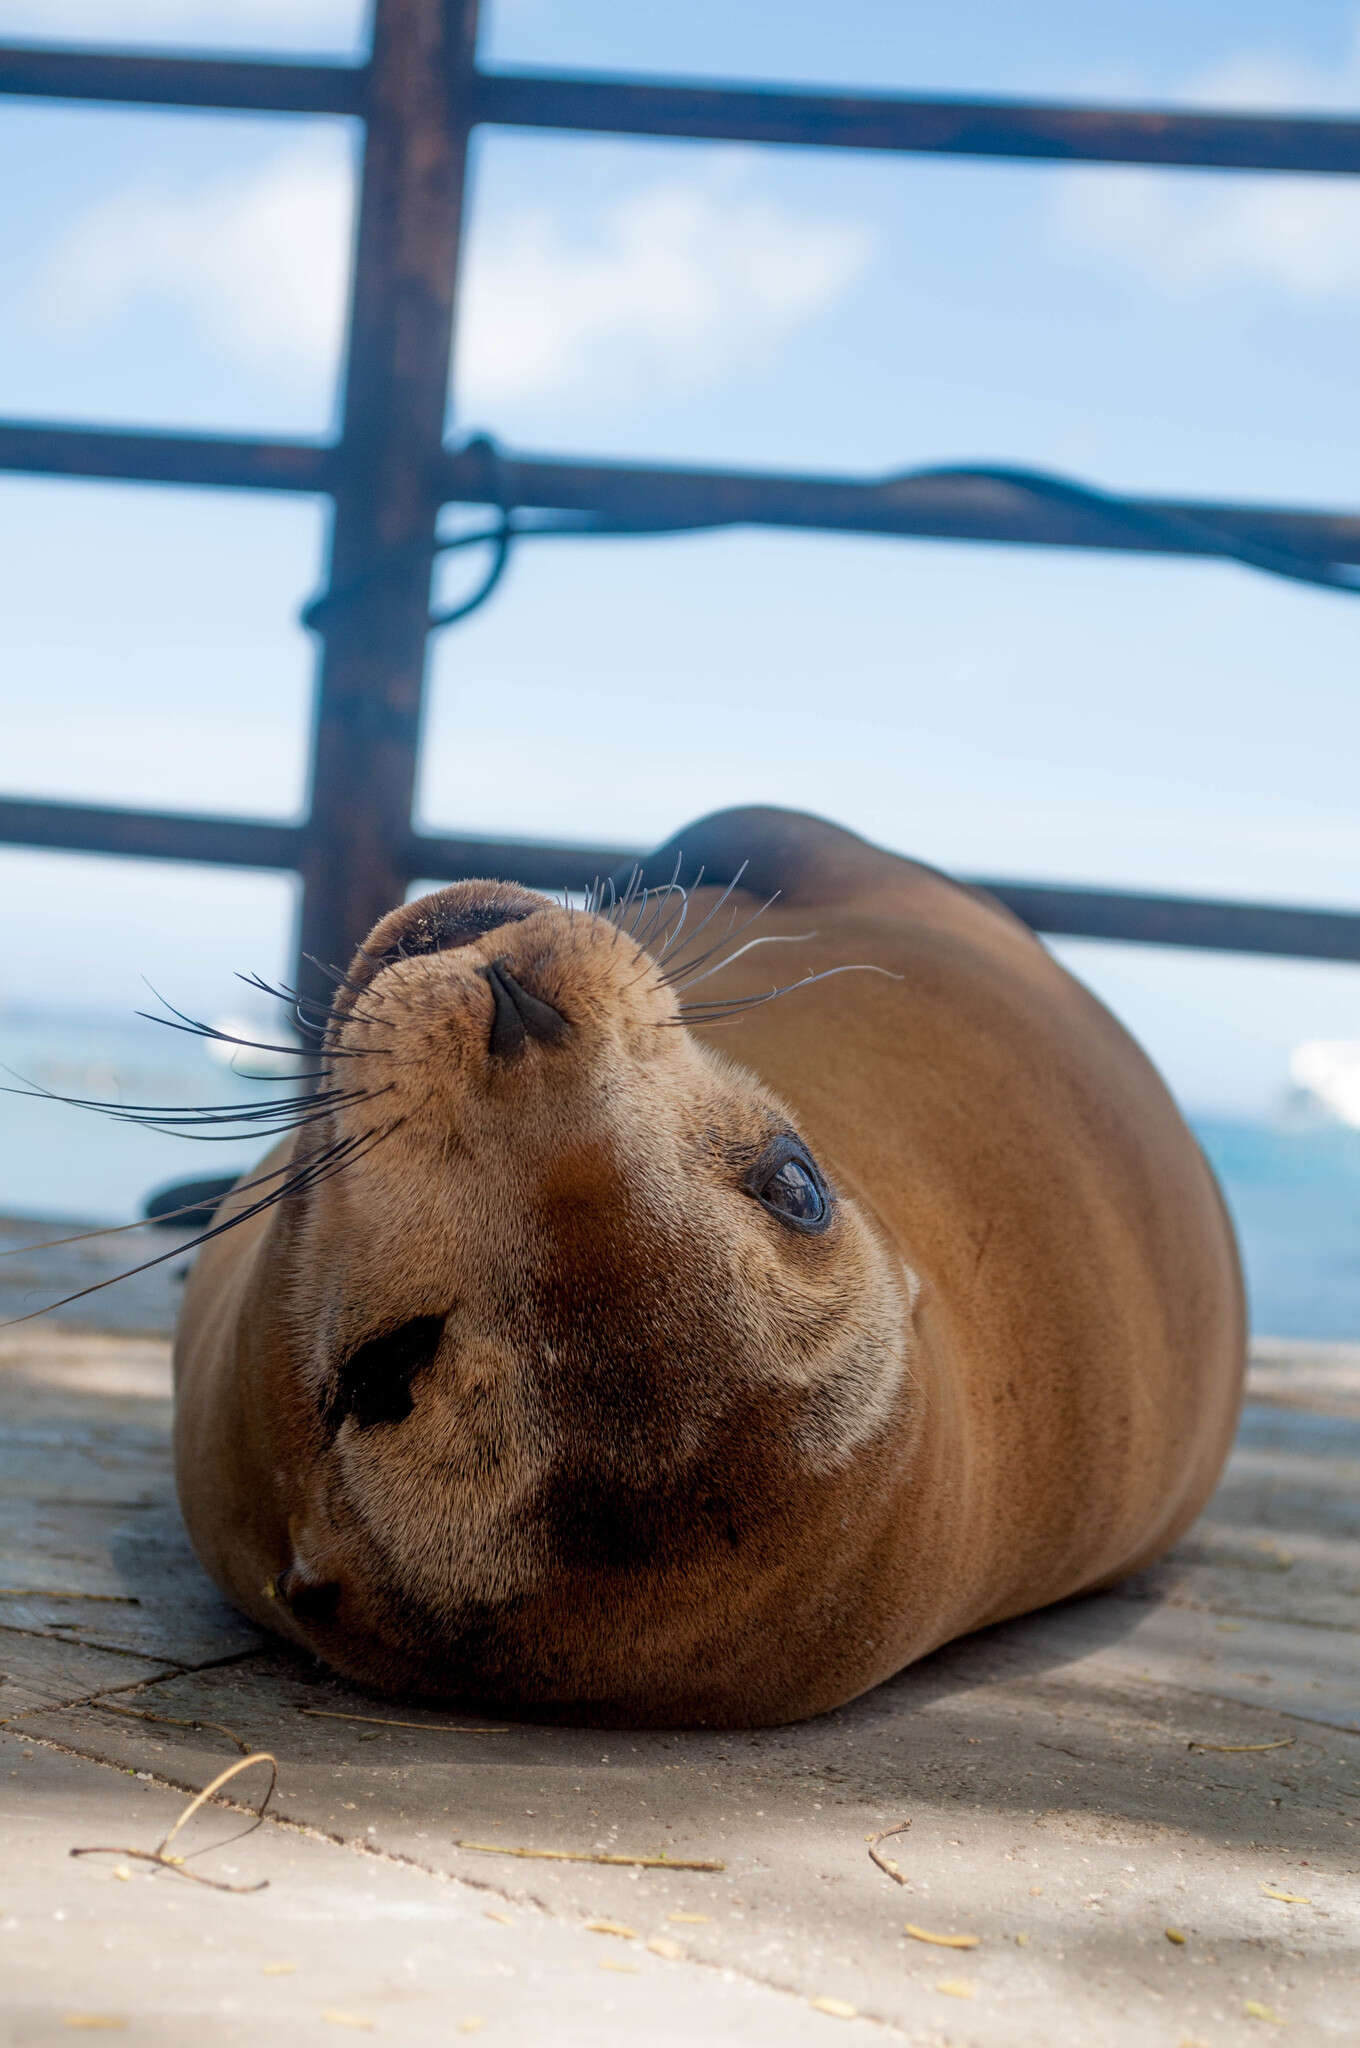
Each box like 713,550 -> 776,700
172,808 -> 1244,1725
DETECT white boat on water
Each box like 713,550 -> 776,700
1288,1040 -> 1360,1131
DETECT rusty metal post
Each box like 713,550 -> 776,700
296,0 -> 478,1003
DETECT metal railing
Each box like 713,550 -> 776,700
3,0 -> 1359,1003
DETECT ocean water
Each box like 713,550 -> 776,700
2,1009 -> 1358,1341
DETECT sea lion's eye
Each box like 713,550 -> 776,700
746,1137 -> 832,1234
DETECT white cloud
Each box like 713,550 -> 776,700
1190,26 -> 1360,114
456,178 -> 874,404
1051,15 -> 1360,300
37,132 -> 356,385
0,0 -> 357,39
34,139 -> 873,407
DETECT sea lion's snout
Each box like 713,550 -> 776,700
326,875 -> 681,1132
338,879 -> 552,1005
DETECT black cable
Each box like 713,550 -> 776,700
300,438 -> 1360,641
907,464 -> 1360,597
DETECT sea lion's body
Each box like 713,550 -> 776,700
174,808 -> 1244,1725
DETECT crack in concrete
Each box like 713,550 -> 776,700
0,1643 -> 265,1726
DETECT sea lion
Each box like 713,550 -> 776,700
172,806 -> 1245,1726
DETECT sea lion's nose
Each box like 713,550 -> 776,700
482,958 -> 571,1060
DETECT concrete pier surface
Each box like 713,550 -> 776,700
1,1221 -> 1356,2044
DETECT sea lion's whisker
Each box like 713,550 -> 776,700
670,930 -> 818,996
649,861 -> 749,978
304,950 -> 400,1013
667,962 -> 903,1023
136,1010 -> 376,1066
141,977 -> 388,1061
0,1068 -> 346,1120
0,1118 -> 404,1329
658,887 -> 782,987
239,969 -> 395,1042
101,1095 -> 388,1141
614,875 -> 692,989
615,891 -> 693,992
0,1066 -> 389,1143
627,855 -> 686,946
234,970 -> 355,1043
145,978 -> 313,1046
610,865 -> 645,944
0,1148 -> 346,1261
631,877 -> 687,951
652,866 -> 704,965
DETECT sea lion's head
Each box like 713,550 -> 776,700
245,880 -> 915,1723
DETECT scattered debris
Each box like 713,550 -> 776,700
667,1911 -> 711,1924
61,2022 -> 127,2034
321,2013 -> 375,2031
298,1708 -> 509,1735
904,1924 -> 979,1950
1260,1885 -> 1311,1905
0,1588 -> 139,1604
1187,1739 -> 1294,1755
809,1996 -> 857,2019
866,1820 -> 911,1885
483,1908 -> 513,1925
261,1963 -> 297,1976
1243,1999 -> 1286,2024
455,1841 -> 723,1871
70,1751 -> 278,1893
646,1937 -> 685,1961
1165,1927 -> 1187,1945
584,1919 -> 639,1940
456,2022 -> 485,2037
598,1958 -> 638,1975
936,1978 -> 976,1999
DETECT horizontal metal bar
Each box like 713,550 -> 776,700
6,44 -> 1359,178
4,802 -> 1356,964
3,418 -> 1358,579
411,829 -> 634,893
443,447 -> 1360,567
0,797 -> 303,870
0,43 -> 363,116
477,69 -> 1360,176
9,424 -> 1356,569
0,420 -> 334,494
977,880 -> 1360,964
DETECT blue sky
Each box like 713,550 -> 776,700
2,0 -> 1360,1118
